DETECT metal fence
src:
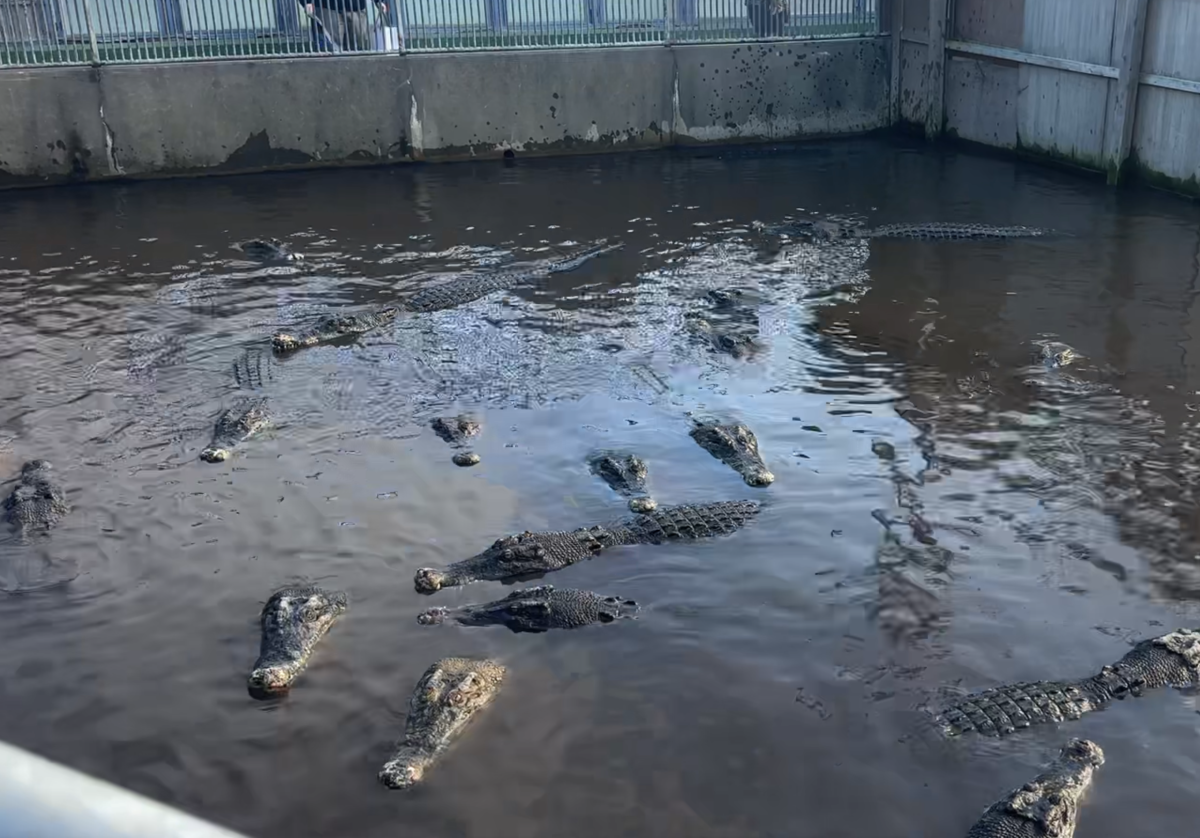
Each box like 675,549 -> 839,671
1,0 -> 876,64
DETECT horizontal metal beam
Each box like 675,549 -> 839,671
946,39 -> 1118,78
941,38 -> 1200,97
1141,72 -> 1200,96
0,739 -> 251,838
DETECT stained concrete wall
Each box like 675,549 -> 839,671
0,38 -> 892,188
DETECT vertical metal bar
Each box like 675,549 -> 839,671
82,0 -> 100,62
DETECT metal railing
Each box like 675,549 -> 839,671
1,0 -> 877,66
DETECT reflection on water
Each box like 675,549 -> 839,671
2,139 -> 1200,837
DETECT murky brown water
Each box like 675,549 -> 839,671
2,139 -> 1200,837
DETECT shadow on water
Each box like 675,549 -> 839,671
2,138 -> 1200,837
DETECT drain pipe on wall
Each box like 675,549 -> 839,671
0,739 -> 252,838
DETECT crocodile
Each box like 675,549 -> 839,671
1032,340 -> 1080,370
431,415 -> 482,447
936,629 -> 1200,738
587,452 -> 656,512
247,585 -> 348,697
417,585 -> 639,633
271,306 -> 399,352
965,738 -> 1103,838
684,315 -> 761,360
200,397 -> 270,463
402,239 -> 622,313
754,219 -> 1050,242
3,460 -> 69,533
414,500 -> 761,593
689,420 -> 775,487
233,238 -> 303,262
379,656 -> 506,789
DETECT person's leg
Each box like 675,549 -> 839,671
314,5 -> 346,48
347,10 -> 370,49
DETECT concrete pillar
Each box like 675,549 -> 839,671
1103,0 -> 1149,185
924,0 -> 947,138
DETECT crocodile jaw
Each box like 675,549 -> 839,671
743,467 -> 775,487
378,748 -> 430,789
416,607 -> 448,625
199,446 -> 230,463
414,568 -> 451,593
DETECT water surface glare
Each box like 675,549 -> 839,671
2,139 -> 1200,837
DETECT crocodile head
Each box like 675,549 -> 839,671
431,415 -> 482,446
199,446 -> 231,463
247,586 -> 348,697
378,657 -> 506,789
1058,738 -> 1105,769
414,534 -> 553,593
4,460 -> 69,529
588,452 -> 648,495
690,421 -> 775,487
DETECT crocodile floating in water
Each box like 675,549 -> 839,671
247,585 -> 348,697
1031,339 -> 1081,370
233,238 -> 303,262
417,585 -> 638,633
936,629 -> 1200,738
200,397 -> 270,463
414,500 -> 760,593
379,656 -> 506,789
689,420 -> 775,487
965,738 -> 1103,838
272,307 -> 399,352
755,219 -> 1050,242
431,415 -> 482,447
3,460 -> 69,533
587,452 -> 656,512
684,314 -> 761,360
402,239 -> 622,313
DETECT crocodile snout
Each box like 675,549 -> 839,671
745,468 -> 775,487
414,568 -> 448,593
200,447 -> 230,463
247,664 -> 295,696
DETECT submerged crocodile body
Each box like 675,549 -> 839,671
689,420 -> 775,487
937,629 -> 1200,738
247,585 -> 348,697
200,397 -> 270,463
3,460 -> 69,533
233,239 -> 303,262
417,585 -> 638,633
379,657 -> 506,789
414,500 -> 761,593
402,239 -> 622,313
272,306 -> 399,352
755,219 -> 1050,242
965,738 -> 1103,838
587,452 -> 656,512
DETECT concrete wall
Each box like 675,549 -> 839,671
0,38 -> 892,188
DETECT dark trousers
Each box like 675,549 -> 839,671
313,6 -> 371,50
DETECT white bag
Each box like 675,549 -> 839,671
374,24 -> 401,51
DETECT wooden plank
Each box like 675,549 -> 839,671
1141,73 -> 1200,96
1103,0 -> 1149,184
924,0 -> 947,138
946,39 -> 1118,78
